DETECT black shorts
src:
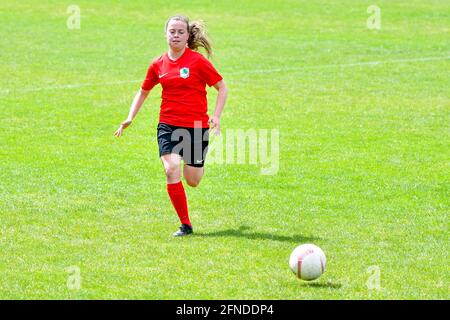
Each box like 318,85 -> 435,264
157,123 -> 209,168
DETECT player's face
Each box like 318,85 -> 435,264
166,20 -> 189,51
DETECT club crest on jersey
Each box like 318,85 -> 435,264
180,67 -> 190,79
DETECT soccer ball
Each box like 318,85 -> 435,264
289,244 -> 326,281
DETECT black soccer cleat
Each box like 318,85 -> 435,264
173,224 -> 193,237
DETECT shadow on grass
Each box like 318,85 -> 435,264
301,281 -> 342,289
194,225 -> 320,243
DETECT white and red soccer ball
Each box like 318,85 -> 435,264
289,244 -> 326,281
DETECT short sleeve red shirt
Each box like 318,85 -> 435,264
141,48 -> 223,128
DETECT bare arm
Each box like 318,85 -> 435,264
209,80 -> 228,135
114,88 -> 150,137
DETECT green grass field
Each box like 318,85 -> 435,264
0,0 -> 449,299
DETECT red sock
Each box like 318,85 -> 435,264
167,181 -> 191,226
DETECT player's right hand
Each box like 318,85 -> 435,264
114,119 -> 132,137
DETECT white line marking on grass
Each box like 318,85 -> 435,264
1,55 -> 448,95
0,79 -> 142,95
228,55 -> 450,75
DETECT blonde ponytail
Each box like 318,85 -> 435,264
188,20 -> 213,58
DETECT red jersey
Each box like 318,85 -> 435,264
141,48 -> 223,128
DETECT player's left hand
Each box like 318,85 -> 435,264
208,116 -> 221,136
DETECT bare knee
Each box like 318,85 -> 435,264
183,165 -> 204,187
185,177 -> 200,188
164,163 -> 180,180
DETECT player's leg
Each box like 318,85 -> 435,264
157,122 -> 193,236
183,165 -> 204,187
183,126 -> 208,187
160,153 -> 182,184
161,154 -> 193,236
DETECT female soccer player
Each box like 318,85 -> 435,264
114,15 -> 228,236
